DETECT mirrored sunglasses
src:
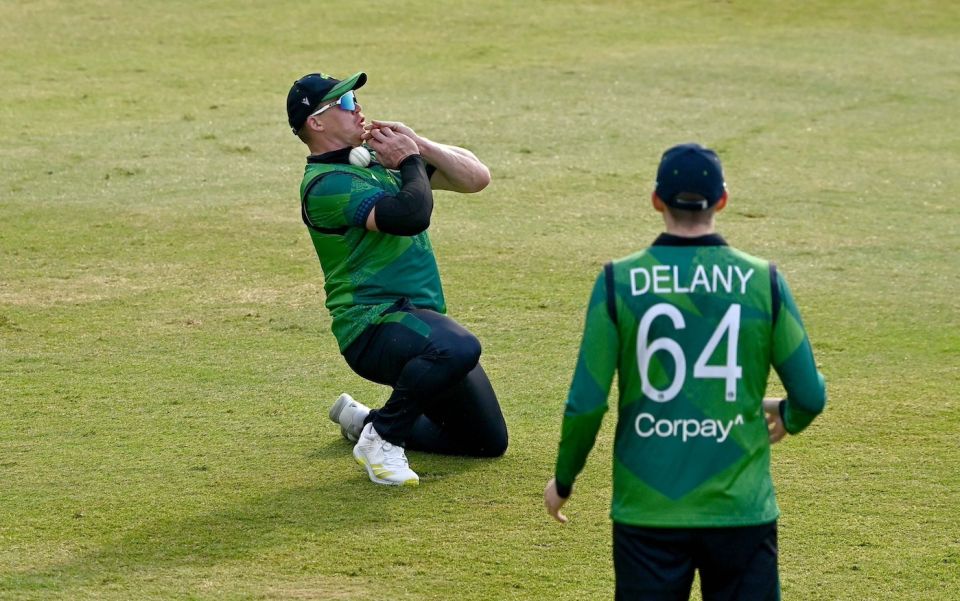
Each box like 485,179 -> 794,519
309,90 -> 357,118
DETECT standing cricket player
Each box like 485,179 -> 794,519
544,143 -> 826,600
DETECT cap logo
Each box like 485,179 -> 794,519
301,97 -> 310,106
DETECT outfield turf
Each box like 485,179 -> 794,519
1,1 -> 958,599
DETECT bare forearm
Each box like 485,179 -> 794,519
416,137 -> 491,193
364,120 -> 490,193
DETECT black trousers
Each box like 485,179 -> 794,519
342,300 -> 508,457
613,521 -> 780,601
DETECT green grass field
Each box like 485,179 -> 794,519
2,1 -> 959,599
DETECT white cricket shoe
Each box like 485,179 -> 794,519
328,393 -> 370,443
352,423 -> 419,487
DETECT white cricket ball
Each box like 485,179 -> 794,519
349,146 -> 371,168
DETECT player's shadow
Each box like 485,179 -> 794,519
13,438 -> 495,590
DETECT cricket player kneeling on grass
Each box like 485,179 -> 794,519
286,70 -> 508,487
544,143 -> 826,601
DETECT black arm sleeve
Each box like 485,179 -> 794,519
373,155 -> 434,236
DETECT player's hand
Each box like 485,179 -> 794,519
365,119 -> 418,141
544,478 -> 569,524
365,126 -> 419,169
763,398 -> 788,444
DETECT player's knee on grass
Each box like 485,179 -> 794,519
475,426 -> 508,458
459,364 -> 508,458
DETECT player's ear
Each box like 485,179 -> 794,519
651,192 -> 666,213
715,191 -> 728,212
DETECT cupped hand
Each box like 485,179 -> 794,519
365,126 -> 419,169
365,119 -> 418,140
544,478 -> 569,524
763,398 -> 788,444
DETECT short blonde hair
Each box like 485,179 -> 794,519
664,193 -> 717,226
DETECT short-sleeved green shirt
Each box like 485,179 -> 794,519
299,151 -> 446,351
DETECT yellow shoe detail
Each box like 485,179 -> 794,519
371,464 -> 394,479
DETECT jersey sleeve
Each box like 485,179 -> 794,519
304,171 -> 385,230
554,270 -> 618,494
385,162 -> 437,181
771,270 -> 827,434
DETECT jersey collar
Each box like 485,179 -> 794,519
307,147 -> 352,164
652,233 -> 728,247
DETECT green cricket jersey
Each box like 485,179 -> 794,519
554,233 -> 826,527
299,150 -> 446,351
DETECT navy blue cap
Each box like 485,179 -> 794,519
287,71 -> 366,134
655,143 -> 726,211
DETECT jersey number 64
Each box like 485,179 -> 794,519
637,303 -> 743,403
